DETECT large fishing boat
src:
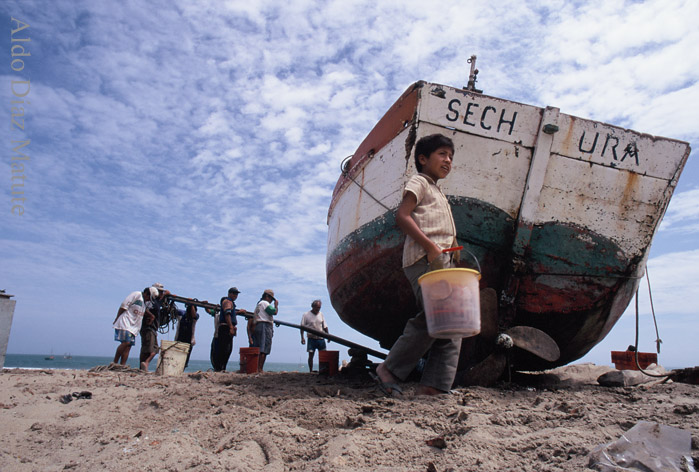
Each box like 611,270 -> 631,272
326,59 -> 691,382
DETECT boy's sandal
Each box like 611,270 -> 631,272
369,371 -> 403,397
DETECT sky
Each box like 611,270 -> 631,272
1,0 -> 697,370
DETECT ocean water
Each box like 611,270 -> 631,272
2,354 -> 305,373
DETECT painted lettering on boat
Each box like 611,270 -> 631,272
445,98 -> 518,135
578,131 -> 640,166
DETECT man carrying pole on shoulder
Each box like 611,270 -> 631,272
211,287 -> 244,372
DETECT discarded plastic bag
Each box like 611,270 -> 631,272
588,421 -> 695,472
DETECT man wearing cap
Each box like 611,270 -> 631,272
211,287 -> 244,372
113,287 -> 158,366
251,289 -> 278,372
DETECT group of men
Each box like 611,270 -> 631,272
112,283 -> 199,371
112,284 -> 330,372
208,286 -> 278,372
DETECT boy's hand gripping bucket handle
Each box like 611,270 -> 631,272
442,246 -> 481,273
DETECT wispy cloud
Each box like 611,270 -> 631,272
660,187 -> 699,234
536,0 -> 699,136
642,249 -> 699,316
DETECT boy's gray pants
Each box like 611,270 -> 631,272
382,256 -> 461,392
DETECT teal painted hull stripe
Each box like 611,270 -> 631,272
328,196 -> 630,277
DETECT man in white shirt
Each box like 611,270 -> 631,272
112,287 -> 158,366
300,299 -> 329,372
250,289 -> 278,372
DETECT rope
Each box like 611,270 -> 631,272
156,299 -> 178,334
645,266 -> 662,354
340,155 -> 392,212
160,341 -> 190,354
88,363 -> 146,374
632,267 -> 668,379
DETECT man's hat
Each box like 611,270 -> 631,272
147,287 -> 159,299
152,282 -> 165,291
263,289 -> 275,298
228,287 -> 241,294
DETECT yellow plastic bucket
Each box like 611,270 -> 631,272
418,268 -> 481,339
155,340 -> 190,376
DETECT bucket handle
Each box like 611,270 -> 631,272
442,246 -> 482,273
161,341 -> 189,354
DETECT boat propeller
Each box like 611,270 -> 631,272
458,288 -> 561,386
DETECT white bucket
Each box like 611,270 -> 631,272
155,340 -> 190,376
418,268 -> 481,339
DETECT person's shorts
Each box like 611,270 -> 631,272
252,322 -> 273,355
140,329 -> 159,354
114,329 -> 135,345
307,338 -> 326,352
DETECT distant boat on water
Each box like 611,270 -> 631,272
63,353 -> 72,359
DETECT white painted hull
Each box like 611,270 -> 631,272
327,81 -> 690,369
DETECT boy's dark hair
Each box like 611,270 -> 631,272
414,134 -> 454,172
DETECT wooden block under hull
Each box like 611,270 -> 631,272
611,351 -> 657,370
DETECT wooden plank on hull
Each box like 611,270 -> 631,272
416,122 -> 533,219
535,157 -> 672,257
511,106 -> 560,258
552,114 -> 690,180
329,82 -> 421,214
327,127 -> 412,251
418,85 -> 543,147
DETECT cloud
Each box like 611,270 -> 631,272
533,0 -> 699,138
659,187 -> 699,234
631,249 -> 699,317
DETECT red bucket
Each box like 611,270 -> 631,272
239,347 -> 259,374
318,350 -> 339,376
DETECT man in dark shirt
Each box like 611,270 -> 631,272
175,304 -> 200,368
140,283 -> 170,371
211,287 -> 244,372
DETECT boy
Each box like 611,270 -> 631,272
374,133 -> 459,396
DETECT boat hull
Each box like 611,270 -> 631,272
327,82 -> 690,372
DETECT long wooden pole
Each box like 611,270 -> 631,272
166,294 -> 387,360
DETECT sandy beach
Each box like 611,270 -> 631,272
0,364 -> 697,471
